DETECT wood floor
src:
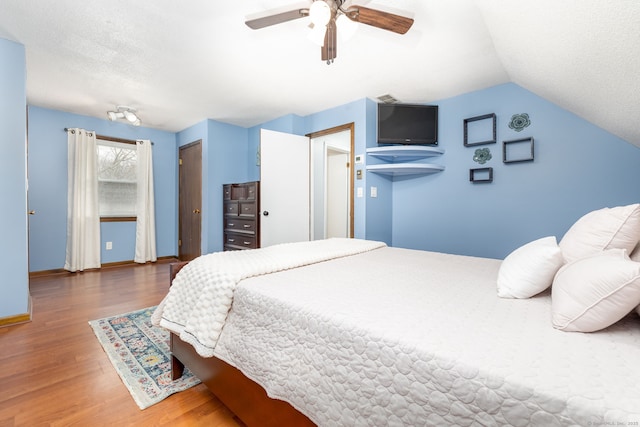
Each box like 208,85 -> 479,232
0,261 -> 244,427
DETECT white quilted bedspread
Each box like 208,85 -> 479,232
151,238 -> 385,357
211,246 -> 640,426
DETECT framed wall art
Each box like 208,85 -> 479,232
503,137 -> 534,163
464,113 -> 496,147
469,167 -> 493,183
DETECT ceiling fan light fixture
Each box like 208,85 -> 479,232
309,1 -> 331,26
107,106 -> 142,126
123,109 -> 138,123
245,1 -> 414,64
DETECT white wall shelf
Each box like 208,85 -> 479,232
366,163 -> 445,176
366,146 -> 445,162
366,146 -> 445,176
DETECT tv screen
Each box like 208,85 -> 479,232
377,103 -> 438,145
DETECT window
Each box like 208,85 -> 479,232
97,139 -> 137,218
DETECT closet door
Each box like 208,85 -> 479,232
260,129 -> 310,247
178,140 -> 202,261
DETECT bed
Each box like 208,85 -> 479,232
154,234 -> 640,426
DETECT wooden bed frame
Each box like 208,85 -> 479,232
168,262 -> 315,427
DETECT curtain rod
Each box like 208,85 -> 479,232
64,128 -> 153,145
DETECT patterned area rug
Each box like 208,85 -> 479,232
89,306 -> 201,409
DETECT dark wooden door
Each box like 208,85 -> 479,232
178,140 -> 202,261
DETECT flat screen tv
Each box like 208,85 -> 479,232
377,103 -> 438,145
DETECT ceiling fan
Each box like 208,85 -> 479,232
245,0 -> 414,64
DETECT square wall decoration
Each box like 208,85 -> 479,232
470,167 -> 493,183
464,113 -> 496,147
503,137 -> 534,163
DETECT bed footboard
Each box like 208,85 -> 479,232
167,261 -> 314,427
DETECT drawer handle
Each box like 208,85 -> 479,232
228,223 -> 234,226
244,207 -> 250,211
243,224 -> 251,228
228,238 -> 235,242
243,241 -> 251,245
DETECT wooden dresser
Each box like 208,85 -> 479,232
223,181 -> 260,251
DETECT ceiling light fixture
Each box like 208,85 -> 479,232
309,0 -> 331,26
106,105 -> 141,126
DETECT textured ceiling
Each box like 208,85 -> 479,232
0,0 -> 638,146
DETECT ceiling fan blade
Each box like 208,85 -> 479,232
245,8 -> 309,30
347,5 -> 413,34
321,20 -> 337,64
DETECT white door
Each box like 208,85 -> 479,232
326,149 -> 349,238
260,129 -> 310,247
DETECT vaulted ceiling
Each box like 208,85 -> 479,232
0,1 -> 638,146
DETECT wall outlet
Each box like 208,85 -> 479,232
370,186 -> 378,198
106,241 -> 112,250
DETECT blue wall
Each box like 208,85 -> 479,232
20,82 -> 640,277
0,38 -> 28,318
27,107 -> 178,271
176,119 -> 249,254
391,83 -> 640,259
207,120 -> 249,253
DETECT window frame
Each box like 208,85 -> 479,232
96,135 -> 138,223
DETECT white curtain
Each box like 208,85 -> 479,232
65,128 -> 101,272
134,139 -> 157,263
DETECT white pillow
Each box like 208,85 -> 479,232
552,249 -> 640,332
497,236 -> 564,299
559,204 -> 640,264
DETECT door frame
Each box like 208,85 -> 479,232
307,123 -> 355,239
325,145 -> 350,238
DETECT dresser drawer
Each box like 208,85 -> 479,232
246,183 -> 257,200
224,233 -> 257,249
224,201 -> 238,216
239,202 -> 256,217
225,218 -> 256,233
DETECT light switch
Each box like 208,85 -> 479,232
371,186 -> 377,198
357,187 -> 364,198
